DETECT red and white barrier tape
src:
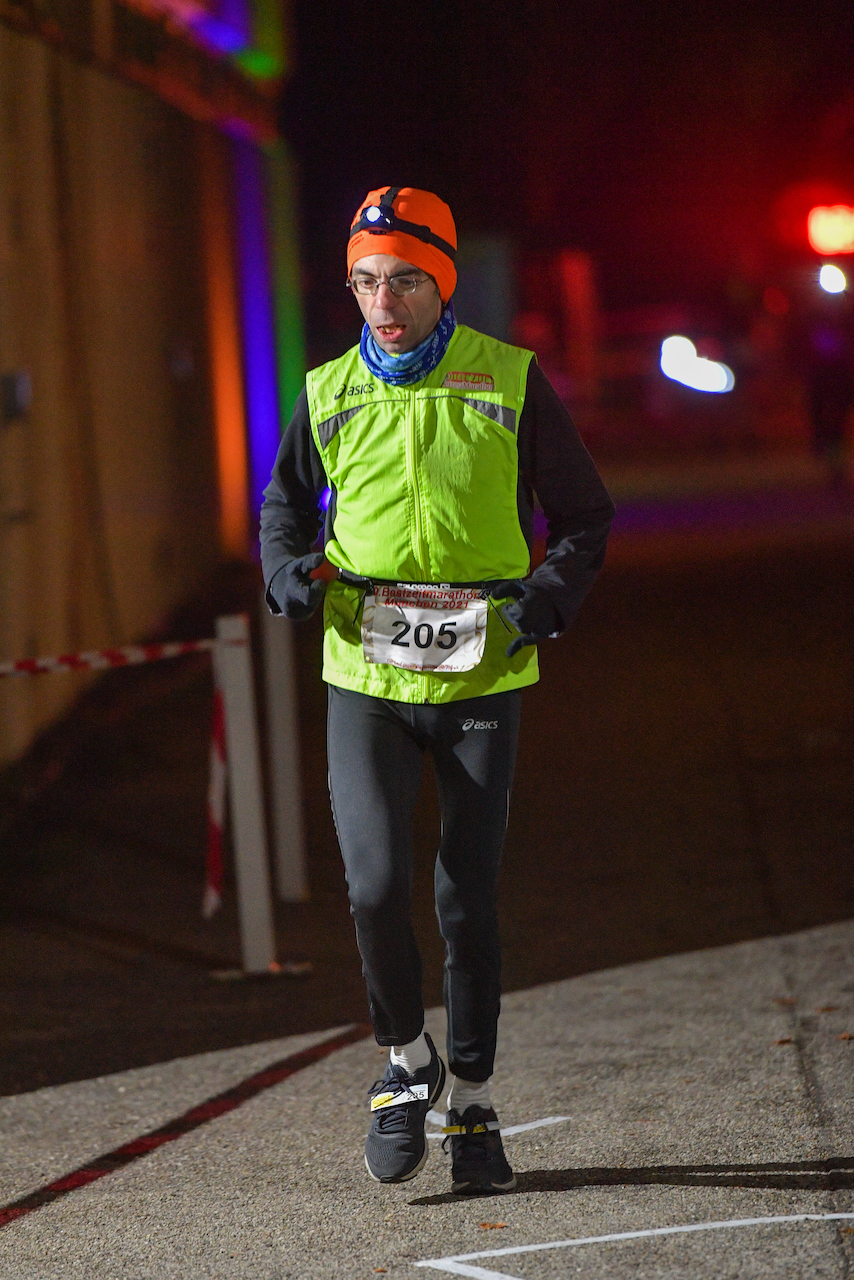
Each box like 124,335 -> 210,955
0,638 -> 221,678
0,630 -> 248,921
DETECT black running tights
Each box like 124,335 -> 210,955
326,685 -> 522,1082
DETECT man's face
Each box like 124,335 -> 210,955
350,253 -> 443,354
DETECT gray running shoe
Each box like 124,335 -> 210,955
364,1034 -> 446,1184
443,1105 -> 516,1194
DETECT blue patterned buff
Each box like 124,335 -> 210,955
359,301 -> 456,386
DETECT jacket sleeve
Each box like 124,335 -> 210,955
259,387 -> 329,614
517,361 -> 615,630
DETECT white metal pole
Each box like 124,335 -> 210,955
214,613 -> 276,972
260,600 -> 309,902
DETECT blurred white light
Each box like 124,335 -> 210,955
819,264 -> 847,294
660,335 -> 735,393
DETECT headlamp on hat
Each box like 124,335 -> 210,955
363,205 -> 390,227
350,187 -> 456,260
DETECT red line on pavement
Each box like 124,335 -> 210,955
0,1024 -> 372,1229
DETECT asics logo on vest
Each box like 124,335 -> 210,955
334,382 -> 376,400
462,718 -> 499,730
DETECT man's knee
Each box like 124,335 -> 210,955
347,869 -> 409,918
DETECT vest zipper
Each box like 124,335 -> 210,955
404,388 -> 430,575
404,388 -> 429,701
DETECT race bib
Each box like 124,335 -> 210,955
361,584 -> 488,673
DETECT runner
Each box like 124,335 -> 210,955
260,186 -> 614,1193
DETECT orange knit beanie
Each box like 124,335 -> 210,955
347,187 -> 457,303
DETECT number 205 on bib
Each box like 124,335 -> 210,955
361,585 -> 488,673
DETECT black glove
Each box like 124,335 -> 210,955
269,552 -> 326,620
491,580 -> 562,658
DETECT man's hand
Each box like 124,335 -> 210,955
491,580 -> 562,658
270,552 -> 327,620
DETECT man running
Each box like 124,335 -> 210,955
260,186 -> 614,1194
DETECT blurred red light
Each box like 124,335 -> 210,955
807,206 -> 854,255
762,287 -> 790,317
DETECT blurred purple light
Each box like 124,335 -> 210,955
149,0 -> 252,55
190,17 -> 247,53
231,139 -> 281,515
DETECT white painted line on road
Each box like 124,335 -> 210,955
425,1113 -> 569,1139
415,1213 -> 854,1278
417,1263 -> 519,1280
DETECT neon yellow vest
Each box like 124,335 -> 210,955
306,325 -> 539,703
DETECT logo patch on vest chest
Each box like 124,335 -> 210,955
442,371 -> 495,391
334,382 -> 375,400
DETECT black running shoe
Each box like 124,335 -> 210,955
364,1034 -> 446,1184
443,1105 -> 516,1194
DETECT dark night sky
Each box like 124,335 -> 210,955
283,0 -> 854,348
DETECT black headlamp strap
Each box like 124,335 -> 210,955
350,187 -> 456,262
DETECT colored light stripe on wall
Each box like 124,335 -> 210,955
198,127 -> 250,558
234,0 -> 287,79
231,137 -> 281,518
264,139 -> 305,424
137,0 -> 286,79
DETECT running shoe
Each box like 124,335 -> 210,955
364,1034 -> 446,1183
443,1105 -> 516,1194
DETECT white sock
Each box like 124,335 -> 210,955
447,1075 -> 492,1113
390,1033 -> 431,1074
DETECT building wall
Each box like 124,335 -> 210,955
0,27 -> 220,765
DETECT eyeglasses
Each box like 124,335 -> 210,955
347,273 -> 433,297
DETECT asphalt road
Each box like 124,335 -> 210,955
1,921 -> 853,1277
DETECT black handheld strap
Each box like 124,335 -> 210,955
337,569 -> 508,594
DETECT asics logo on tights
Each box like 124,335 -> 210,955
461,718 -> 499,730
